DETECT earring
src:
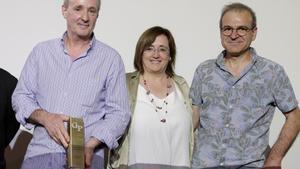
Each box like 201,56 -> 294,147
169,57 -> 171,61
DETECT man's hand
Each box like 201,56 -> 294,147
263,107 -> 300,169
29,109 -> 70,148
84,137 -> 101,169
263,157 -> 281,169
42,112 -> 70,148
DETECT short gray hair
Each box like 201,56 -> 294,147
219,2 -> 257,29
63,0 -> 101,12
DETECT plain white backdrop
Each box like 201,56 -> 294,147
1,0 -> 299,168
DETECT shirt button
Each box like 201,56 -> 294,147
220,162 -> 224,166
222,143 -> 226,148
225,124 -> 229,128
229,105 -> 232,109
232,86 -> 235,89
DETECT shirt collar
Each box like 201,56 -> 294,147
216,47 -> 258,69
60,31 -> 96,58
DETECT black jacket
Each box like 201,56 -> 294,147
0,68 -> 19,169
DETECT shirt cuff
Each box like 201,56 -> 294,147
16,104 -> 40,130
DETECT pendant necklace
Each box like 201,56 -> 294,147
142,75 -> 172,123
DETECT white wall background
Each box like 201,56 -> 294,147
1,0 -> 299,168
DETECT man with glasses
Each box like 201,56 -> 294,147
190,2 -> 300,169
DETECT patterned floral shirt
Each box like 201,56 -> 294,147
190,48 -> 298,168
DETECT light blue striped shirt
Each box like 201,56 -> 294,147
12,33 -> 130,159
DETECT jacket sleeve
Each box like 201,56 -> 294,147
4,71 -> 19,146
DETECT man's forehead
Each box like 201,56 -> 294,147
222,11 -> 252,24
68,0 -> 98,6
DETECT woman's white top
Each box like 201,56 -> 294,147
128,83 -> 191,169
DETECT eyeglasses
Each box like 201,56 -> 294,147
221,26 -> 254,36
144,46 -> 169,56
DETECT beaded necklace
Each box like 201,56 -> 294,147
142,75 -> 172,123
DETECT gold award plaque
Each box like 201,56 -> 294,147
67,117 -> 84,169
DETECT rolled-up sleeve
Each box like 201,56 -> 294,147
89,54 -> 130,149
12,47 -> 40,129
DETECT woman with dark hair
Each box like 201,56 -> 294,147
109,26 -> 196,169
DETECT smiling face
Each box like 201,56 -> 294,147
142,35 -> 170,75
62,0 -> 99,40
220,10 -> 257,57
